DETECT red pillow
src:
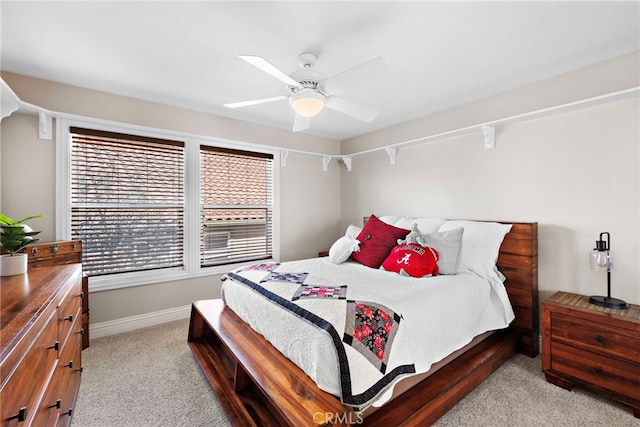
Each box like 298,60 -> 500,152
381,244 -> 440,278
351,215 -> 410,268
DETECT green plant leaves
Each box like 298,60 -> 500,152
0,214 -> 44,255
0,213 -> 44,226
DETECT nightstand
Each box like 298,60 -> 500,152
542,291 -> 640,417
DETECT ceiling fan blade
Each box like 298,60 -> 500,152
239,55 -> 302,88
325,96 -> 379,122
323,57 -> 386,95
223,96 -> 286,109
292,114 -> 310,132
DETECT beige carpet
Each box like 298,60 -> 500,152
72,319 -> 638,426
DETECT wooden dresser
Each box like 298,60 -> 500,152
542,291 -> 640,417
24,240 -> 89,350
1,264 -> 84,426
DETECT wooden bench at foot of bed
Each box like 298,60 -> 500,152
187,222 -> 538,426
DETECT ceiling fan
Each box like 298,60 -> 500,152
224,52 -> 386,132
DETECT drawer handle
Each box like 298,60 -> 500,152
7,407 -> 27,422
77,292 -> 84,299
61,408 -> 73,417
48,400 -> 61,409
72,242 -> 77,250
63,315 -> 73,322
76,328 -> 85,336
31,247 -> 38,256
595,368 -> 604,375
63,360 -> 73,369
595,336 -> 604,344
74,366 -> 84,373
50,244 -> 59,254
47,341 -> 60,351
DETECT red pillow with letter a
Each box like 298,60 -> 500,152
381,244 -> 440,278
350,215 -> 410,268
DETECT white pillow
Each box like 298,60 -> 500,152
422,227 -> 464,275
438,220 -> 512,277
329,236 -> 360,264
395,217 -> 447,235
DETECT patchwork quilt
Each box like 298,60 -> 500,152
222,258 -> 513,410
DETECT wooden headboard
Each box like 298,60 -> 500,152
497,222 -> 539,357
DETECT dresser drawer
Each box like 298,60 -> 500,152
56,330 -> 83,427
0,314 -> 59,426
33,369 -> 63,427
550,312 -> 639,362
58,283 -> 83,352
35,329 -> 82,427
551,341 -> 640,400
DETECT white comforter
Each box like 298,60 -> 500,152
222,258 -> 514,410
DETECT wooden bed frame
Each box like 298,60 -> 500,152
188,222 -> 538,426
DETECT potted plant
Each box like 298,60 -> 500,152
0,213 -> 44,276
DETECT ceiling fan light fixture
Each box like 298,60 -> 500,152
290,90 -> 326,117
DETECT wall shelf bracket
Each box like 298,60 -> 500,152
385,147 -> 397,165
342,156 -> 352,172
39,112 -> 53,140
280,150 -> 289,167
322,156 -> 332,172
482,125 -> 495,149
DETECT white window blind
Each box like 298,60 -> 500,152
200,146 -> 273,267
70,127 -> 185,276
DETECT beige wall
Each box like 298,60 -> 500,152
339,53 -> 640,306
1,114 -> 56,239
0,75 -> 342,324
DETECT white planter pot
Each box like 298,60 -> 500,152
0,253 -> 28,276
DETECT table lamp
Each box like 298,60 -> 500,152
588,232 -> 627,309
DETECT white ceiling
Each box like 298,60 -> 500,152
1,1 -> 639,141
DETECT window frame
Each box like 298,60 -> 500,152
57,117 -> 280,292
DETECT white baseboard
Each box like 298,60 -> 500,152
90,304 -> 192,339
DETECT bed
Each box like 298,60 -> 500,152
188,218 -> 538,426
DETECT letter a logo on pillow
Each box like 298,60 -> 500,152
381,244 -> 440,278
397,253 -> 412,265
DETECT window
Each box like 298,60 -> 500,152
60,120 -> 278,289
70,127 -> 185,276
200,146 -> 273,266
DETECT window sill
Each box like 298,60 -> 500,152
87,259 -> 277,292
